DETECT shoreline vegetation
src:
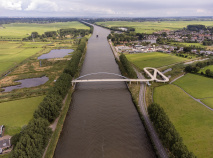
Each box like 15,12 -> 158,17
6,36 -> 89,157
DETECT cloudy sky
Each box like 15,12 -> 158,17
0,0 -> 213,17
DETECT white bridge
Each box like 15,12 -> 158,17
72,67 -> 169,85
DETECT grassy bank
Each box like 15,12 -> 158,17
154,84 -> 213,158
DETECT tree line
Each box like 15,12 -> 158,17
185,59 -> 213,75
119,54 -> 137,78
23,28 -> 92,41
10,37 -> 88,158
148,103 -> 196,158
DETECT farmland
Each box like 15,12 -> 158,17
174,73 -> 213,99
126,52 -> 188,69
0,41 -> 44,75
154,84 -> 213,158
96,21 -> 213,33
0,21 -> 89,40
0,96 -> 44,135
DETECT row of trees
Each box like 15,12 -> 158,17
23,28 -> 91,41
203,39 -> 213,46
119,54 -> 137,78
63,37 -> 87,77
10,37 -> 88,158
185,59 -> 213,74
148,103 -> 195,158
187,25 -> 206,32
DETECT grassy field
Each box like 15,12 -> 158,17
0,96 -> 44,136
0,21 -> 89,40
170,42 -> 205,48
126,52 -> 188,69
96,21 -> 213,33
154,84 -> 213,158
174,73 -> 213,99
198,65 -> 213,74
0,41 -> 44,75
202,98 -> 213,109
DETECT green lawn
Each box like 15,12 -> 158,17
174,73 -> 213,99
202,98 -> 213,109
0,41 -> 43,74
199,65 -> 213,74
0,96 -> 44,136
154,84 -> 213,158
126,52 -> 188,69
22,42 -> 51,48
0,21 -> 89,40
96,21 -> 213,33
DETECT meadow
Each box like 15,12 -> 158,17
0,96 -> 44,135
174,73 -> 213,99
0,21 -> 89,40
126,52 -> 188,69
198,65 -> 213,74
0,41 -> 43,75
154,84 -> 213,158
170,42 -> 205,48
96,21 -> 213,33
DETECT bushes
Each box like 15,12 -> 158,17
119,54 -> 137,78
148,103 -> 195,158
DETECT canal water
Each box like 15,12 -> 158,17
54,25 -> 156,158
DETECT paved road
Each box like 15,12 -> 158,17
135,69 -> 168,158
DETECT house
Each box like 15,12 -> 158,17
0,126 -> 4,137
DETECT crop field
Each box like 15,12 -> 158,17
154,84 -> 213,158
96,21 -> 213,33
0,41 -> 43,75
174,73 -> 213,99
0,21 -> 89,40
198,65 -> 213,74
0,96 -> 44,135
126,52 -> 188,69
22,42 -> 51,48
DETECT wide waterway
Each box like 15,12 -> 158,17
54,25 -> 156,158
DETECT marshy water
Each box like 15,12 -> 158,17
2,76 -> 48,92
38,49 -> 74,59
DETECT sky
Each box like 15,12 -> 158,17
0,0 -> 213,17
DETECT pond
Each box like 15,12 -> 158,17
38,49 -> 74,59
2,76 -> 49,92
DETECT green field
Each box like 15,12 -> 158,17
96,21 -> 213,33
0,41 -> 44,74
199,65 -> 213,74
170,42 -> 205,48
174,73 -> 213,99
0,96 -> 44,135
126,52 -> 188,69
154,84 -> 213,158
202,98 -> 213,109
0,21 -> 89,39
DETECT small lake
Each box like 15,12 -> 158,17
2,76 -> 49,92
38,49 -> 74,59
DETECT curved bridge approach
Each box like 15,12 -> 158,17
72,67 -> 169,84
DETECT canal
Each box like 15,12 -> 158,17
54,25 -> 156,158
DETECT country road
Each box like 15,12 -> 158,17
135,69 -> 168,158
